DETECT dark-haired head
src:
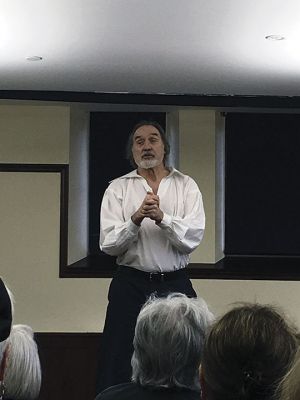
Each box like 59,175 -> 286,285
279,347 -> 300,400
126,120 -> 170,168
201,303 -> 298,400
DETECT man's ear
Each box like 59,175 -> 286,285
200,365 -> 207,400
0,344 -> 9,380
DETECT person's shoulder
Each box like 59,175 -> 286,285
171,168 -> 199,187
106,170 -> 138,188
170,168 -> 191,180
95,382 -> 139,400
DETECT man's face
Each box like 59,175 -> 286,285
132,125 -> 165,169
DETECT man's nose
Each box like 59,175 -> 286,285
142,141 -> 152,150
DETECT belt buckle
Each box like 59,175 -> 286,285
149,272 -> 165,282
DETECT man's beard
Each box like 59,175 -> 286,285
137,158 -> 160,169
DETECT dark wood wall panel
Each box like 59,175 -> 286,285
35,333 -> 101,400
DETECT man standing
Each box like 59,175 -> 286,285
96,121 -> 205,393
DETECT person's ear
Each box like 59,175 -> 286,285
0,344 -> 9,380
200,365 -> 207,400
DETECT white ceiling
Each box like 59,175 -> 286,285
1,0 -> 300,96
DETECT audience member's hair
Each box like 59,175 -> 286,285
126,120 -> 170,167
3,324 -> 41,400
0,339 -> 7,365
0,339 -> 7,391
0,279 -> 13,345
201,303 -> 298,400
131,292 -> 214,391
279,347 -> 300,400
0,278 -> 13,399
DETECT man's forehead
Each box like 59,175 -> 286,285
133,125 -> 161,139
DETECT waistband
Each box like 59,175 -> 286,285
116,265 -> 188,282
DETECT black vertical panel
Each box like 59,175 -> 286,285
225,113 -> 300,256
89,112 -> 166,256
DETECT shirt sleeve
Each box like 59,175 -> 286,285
99,186 -> 140,256
157,178 -> 205,254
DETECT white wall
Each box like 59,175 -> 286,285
0,105 -> 70,164
1,105 -> 300,333
68,108 -> 90,264
179,109 -> 222,263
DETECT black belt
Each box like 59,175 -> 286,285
117,265 -> 187,282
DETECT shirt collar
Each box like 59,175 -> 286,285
119,167 -> 184,179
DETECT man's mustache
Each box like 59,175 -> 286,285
142,152 -> 154,157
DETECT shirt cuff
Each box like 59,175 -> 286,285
127,218 -> 141,234
156,213 -> 172,228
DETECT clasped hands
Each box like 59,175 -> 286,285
131,192 -> 163,226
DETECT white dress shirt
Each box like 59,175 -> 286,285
100,168 -> 205,272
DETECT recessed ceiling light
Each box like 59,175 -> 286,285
26,56 -> 43,61
265,35 -> 285,41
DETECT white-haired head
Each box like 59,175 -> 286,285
4,324 -> 41,399
131,293 -> 214,391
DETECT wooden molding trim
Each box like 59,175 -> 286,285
1,90 -> 300,109
0,163 -> 69,277
64,255 -> 300,281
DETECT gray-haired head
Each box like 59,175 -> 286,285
4,324 -> 42,400
126,120 -> 170,168
201,303 -> 298,400
131,293 -> 214,391
0,340 -> 7,379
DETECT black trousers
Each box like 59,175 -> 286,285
95,266 -> 196,395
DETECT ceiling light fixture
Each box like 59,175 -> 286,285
265,35 -> 285,41
26,56 -> 43,61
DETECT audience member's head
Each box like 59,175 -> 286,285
131,292 -> 214,392
0,278 -> 13,399
0,279 -> 41,400
0,278 -> 12,343
201,303 -> 298,400
3,324 -> 41,400
279,347 -> 300,400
